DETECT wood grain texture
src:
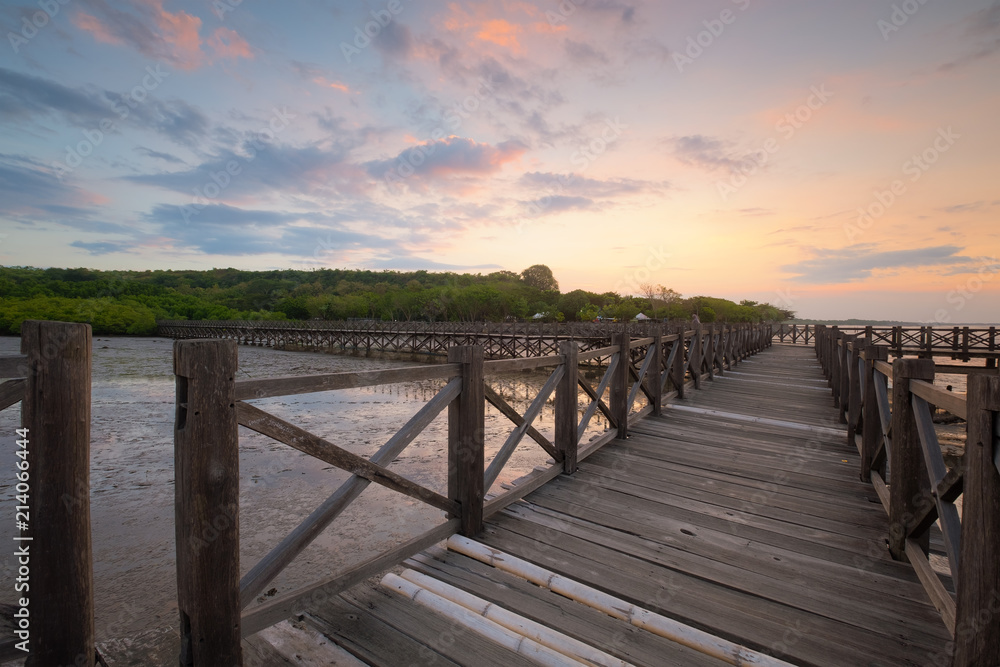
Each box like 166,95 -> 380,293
556,342 -> 579,473
173,338 -> 242,666
610,333 -> 629,439
448,346 -> 485,537
21,321 -> 94,667
888,358 -> 935,560
861,345 -> 889,482
951,374 -> 1000,666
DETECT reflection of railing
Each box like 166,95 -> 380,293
0,321 -> 94,665
816,327 -> 1000,665
777,324 -> 1000,363
173,323 -> 772,664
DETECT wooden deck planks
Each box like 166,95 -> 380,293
472,344 -> 951,666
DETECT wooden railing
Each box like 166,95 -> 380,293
159,319 -> 776,362
0,321 -> 95,666
815,327 -> 1000,666
173,323 -> 772,664
779,323 -> 1000,362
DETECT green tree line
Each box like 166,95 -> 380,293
0,264 -> 794,336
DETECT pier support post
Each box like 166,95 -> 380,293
650,325 -> 663,415
888,357 -> 935,561
611,333 -> 630,439
691,325 -> 703,389
951,374 -> 1000,667
839,334 -> 853,423
830,328 -> 842,407
673,326 -> 686,400
847,339 -> 862,443
556,341 -> 579,474
705,324 -> 716,380
814,325 -> 826,372
448,345 -> 485,536
174,339 -> 242,667
21,321 -> 94,667
860,345 -> 888,482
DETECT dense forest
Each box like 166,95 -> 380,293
0,265 -> 794,335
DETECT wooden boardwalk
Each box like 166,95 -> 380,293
300,344 -> 951,666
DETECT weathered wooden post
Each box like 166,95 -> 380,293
556,341 -> 579,474
860,345 -> 888,482
650,325 -> 663,415
814,325 -> 826,370
705,324 -> 716,380
830,328 -> 842,407
888,358 -> 935,561
611,333 -> 630,439
448,345 -> 485,536
847,339 -> 862,443
691,325 -> 703,389
174,339 -> 242,666
21,321 -> 94,667
951,374 -> 1000,666
839,334 -> 853,423
673,326 -> 686,400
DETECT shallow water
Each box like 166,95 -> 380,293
0,336 -> 609,643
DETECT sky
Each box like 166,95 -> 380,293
1,0 -> 998,322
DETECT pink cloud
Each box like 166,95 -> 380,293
441,2 -> 561,54
310,76 -> 353,93
72,12 -> 125,45
154,4 -> 203,69
72,1 -> 251,70
367,137 -> 527,192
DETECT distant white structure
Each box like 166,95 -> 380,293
635,312 -> 651,321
